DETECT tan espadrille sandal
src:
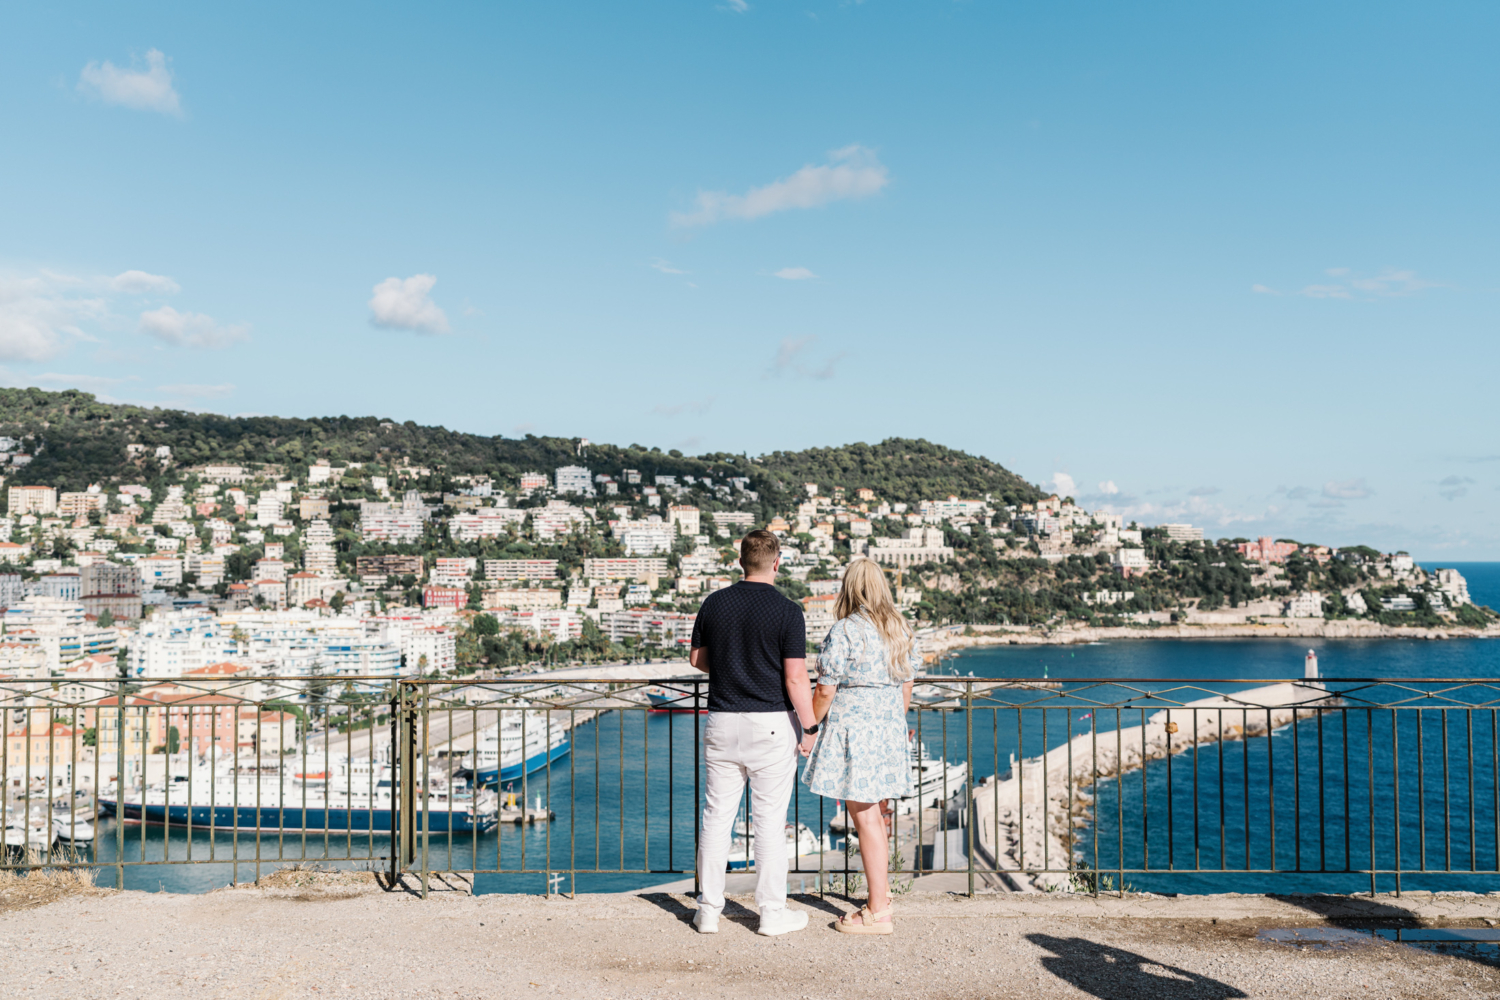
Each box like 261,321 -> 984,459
834,903 -> 894,935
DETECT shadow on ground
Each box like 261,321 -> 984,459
1028,934 -> 1248,1000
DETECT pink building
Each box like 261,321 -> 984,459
1237,536 -> 1299,563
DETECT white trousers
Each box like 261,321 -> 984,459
696,711 -> 798,914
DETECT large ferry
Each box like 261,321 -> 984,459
99,757 -> 498,833
459,713 -> 571,786
645,686 -> 707,713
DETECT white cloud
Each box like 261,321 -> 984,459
1439,475 -> 1475,501
770,335 -> 814,375
1049,473 -> 1076,498
774,267 -> 817,280
156,383 -> 235,399
110,270 -> 180,295
78,49 -> 182,116
722,0 -> 749,11
650,259 -> 687,275
1300,284 -> 1352,299
369,275 -> 449,334
138,306 -> 248,349
672,145 -> 889,227
1096,480 -> 1118,495
766,335 -> 845,379
1322,478 -> 1373,500
1296,267 -> 1439,301
1188,486 -> 1221,497
0,275 -> 106,362
1251,284 -> 1279,295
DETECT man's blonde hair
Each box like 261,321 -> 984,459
834,557 -> 914,682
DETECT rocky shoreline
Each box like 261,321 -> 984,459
925,620 -> 1500,655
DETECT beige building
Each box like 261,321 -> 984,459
8,485 -> 56,515
482,588 -> 563,612
668,505 -> 701,537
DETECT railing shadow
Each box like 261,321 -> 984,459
1027,934 -> 1248,1000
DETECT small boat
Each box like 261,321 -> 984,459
726,822 -> 827,869
646,687 -> 707,713
52,811 -> 94,843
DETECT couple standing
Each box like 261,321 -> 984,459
688,529 -> 917,936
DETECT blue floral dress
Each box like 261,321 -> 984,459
801,614 -> 917,803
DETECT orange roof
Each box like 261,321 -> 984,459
184,661 -> 250,676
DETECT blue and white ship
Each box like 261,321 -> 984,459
99,756 -> 498,834
460,713 -> 570,786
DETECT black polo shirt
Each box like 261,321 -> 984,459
690,581 -> 807,713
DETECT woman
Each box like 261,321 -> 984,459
801,557 -> 917,935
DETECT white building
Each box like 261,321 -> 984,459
138,555 -> 184,588
532,500 -> 590,542
359,499 -> 427,544
1110,548 -> 1151,576
554,466 -> 594,497
485,559 -> 559,582
450,507 -> 527,541
582,558 -> 669,581
1435,568 -> 1471,606
405,626 -> 457,674
255,494 -> 284,526
1161,524 -> 1204,542
866,527 -> 954,567
619,521 -> 675,557
498,609 -> 583,643
597,609 -> 695,648
1284,592 -> 1325,618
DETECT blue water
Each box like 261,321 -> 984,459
73,564 -> 1500,895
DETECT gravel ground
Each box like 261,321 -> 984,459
1,876 -> 1498,999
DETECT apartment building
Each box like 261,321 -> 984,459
7,485 -> 56,515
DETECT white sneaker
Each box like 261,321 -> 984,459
692,907 -> 720,934
756,906 -> 808,937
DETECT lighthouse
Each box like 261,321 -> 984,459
1304,649 -> 1319,680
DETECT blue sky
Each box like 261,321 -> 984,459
2,2 -> 1497,557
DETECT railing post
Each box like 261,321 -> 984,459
116,678 -> 126,890
398,681 -> 418,876
389,684 -> 400,886
966,680 -> 974,898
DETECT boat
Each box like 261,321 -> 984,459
3,812 -> 55,850
99,758 -> 498,834
460,713 -> 571,786
726,822 -> 827,870
645,686 -> 707,713
52,810 -> 94,843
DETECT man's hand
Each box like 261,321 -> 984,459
798,731 -> 817,757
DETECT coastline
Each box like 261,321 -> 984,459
924,619 -> 1500,655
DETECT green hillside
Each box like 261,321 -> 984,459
0,388 -> 1042,508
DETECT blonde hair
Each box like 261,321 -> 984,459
833,558 -> 915,682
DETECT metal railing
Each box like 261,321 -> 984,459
7,674 -> 1500,898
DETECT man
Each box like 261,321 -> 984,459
688,529 -> 818,936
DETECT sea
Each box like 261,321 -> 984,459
85,562 -> 1500,896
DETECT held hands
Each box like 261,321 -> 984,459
798,731 -> 817,757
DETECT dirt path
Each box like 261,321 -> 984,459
2,879 -> 1497,999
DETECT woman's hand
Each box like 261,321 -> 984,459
798,731 -> 817,757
